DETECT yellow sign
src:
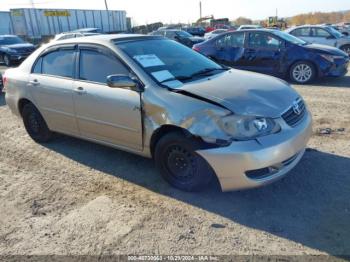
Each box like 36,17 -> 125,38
11,10 -> 23,16
44,11 -> 70,17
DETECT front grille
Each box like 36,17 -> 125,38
282,99 -> 306,127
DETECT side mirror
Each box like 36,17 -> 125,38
326,35 -> 335,40
342,32 -> 349,36
106,75 -> 143,92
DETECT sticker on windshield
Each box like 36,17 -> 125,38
133,54 -> 165,68
151,70 -> 175,82
151,70 -> 183,88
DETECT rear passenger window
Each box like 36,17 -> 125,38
248,33 -> 282,49
79,49 -> 129,84
226,33 -> 245,48
216,33 -> 245,48
42,49 -> 75,78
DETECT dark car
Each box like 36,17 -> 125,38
193,29 -> 349,84
0,35 -> 36,67
183,27 -> 205,37
150,29 -> 204,47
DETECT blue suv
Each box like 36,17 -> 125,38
193,29 -> 349,84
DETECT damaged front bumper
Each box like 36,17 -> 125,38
196,112 -> 313,192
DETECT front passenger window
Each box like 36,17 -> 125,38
79,49 -> 129,84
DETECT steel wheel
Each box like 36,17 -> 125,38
154,132 -> 214,191
164,145 -> 197,183
22,103 -> 52,143
291,62 -> 314,84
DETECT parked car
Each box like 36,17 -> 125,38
52,32 -> 100,41
285,25 -> 350,54
193,29 -> 349,84
0,35 -> 36,67
237,24 -> 262,30
71,28 -> 102,33
3,34 -> 312,192
150,29 -> 204,47
204,29 -> 228,40
183,27 -> 205,37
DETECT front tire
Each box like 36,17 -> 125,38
289,61 -> 316,84
22,103 -> 52,143
154,132 -> 214,192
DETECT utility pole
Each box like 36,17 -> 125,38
104,0 -> 109,11
199,1 -> 202,19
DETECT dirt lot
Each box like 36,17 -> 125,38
0,65 -> 349,257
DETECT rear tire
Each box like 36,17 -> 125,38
3,54 -> 11,67
340,44 -> 350,55
22,103 -> 52,143
289,61 -> 315,84
154,132 -> 214,192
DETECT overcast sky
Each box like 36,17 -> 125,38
1,0 -> 350,25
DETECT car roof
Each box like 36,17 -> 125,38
46,34 -> 162,46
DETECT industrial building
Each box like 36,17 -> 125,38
0,8 -> 128,39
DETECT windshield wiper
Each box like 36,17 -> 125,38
189,67 -> 228,78
159,67 -> 228,84
159,75 -> 192,84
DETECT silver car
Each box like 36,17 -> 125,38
3,34 -> 312,192
286,25 -> 350,54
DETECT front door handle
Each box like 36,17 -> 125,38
74,87 -> 87,95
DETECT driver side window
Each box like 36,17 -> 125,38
79,49 -> 129,84
313,28 -> 331,38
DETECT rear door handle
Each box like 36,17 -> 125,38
74,87 -> 87,95
29,80 -> 40,86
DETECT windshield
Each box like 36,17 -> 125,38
0,36 -> 25,45
117,39 -> 224,87
273,30 -> 307,45
326,26 -> 343,38
176,31 -> 192,38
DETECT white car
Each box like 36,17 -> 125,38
52,32 -> 100,41
204,29 -> 227,40
237,25 -> 262,30
286,25 -> 350,54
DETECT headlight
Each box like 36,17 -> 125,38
218,115 -> 281,140
320,54 -> 344,63
4,47 -> 17,54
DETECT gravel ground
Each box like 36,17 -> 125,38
0,65 -> 349,257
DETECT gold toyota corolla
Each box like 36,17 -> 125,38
3,34 -> 312,192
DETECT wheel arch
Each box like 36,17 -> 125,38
18,98 -> 34,117
150,125 -> 193,158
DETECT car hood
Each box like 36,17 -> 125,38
179,69 -> 299,118
2,43 -> 34,49
304,43 -> 347,56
